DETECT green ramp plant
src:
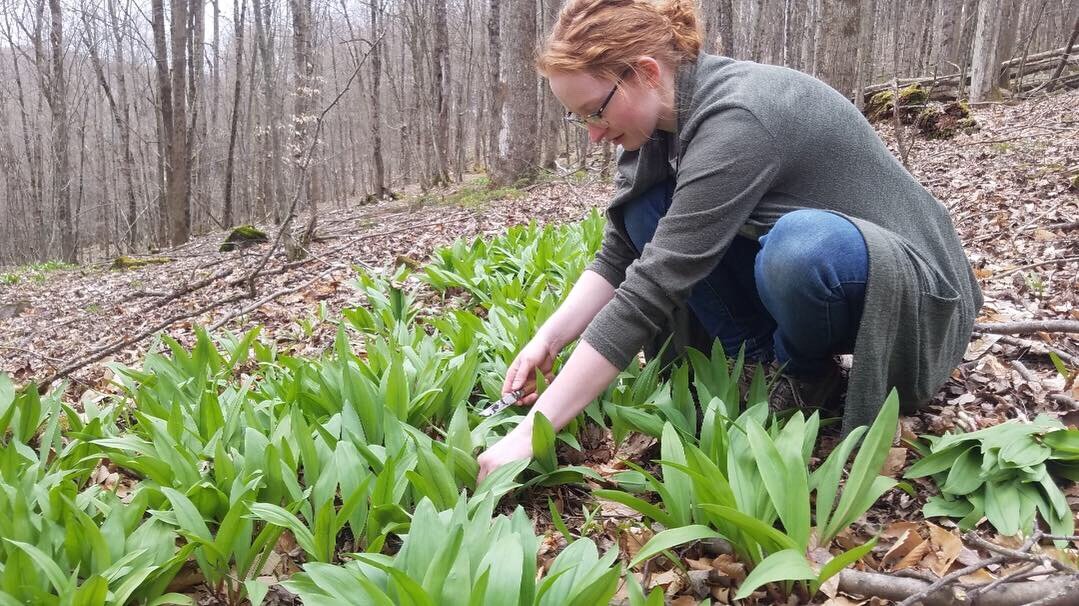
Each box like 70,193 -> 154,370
625,391 -> 900,601
906,415 -> 1077,539
283,492 -> 621,606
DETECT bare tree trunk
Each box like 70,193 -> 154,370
540,0 -> 562,169
955,0 -> 980,98
432,0 -> 451,185
44,0 -> 75,261
970,0 -> 1004,102
223,0 -> 247,227
853,0 -> 878,109
368,0 -> 387,199
716,0 -> 734,56
252,0 -> 286,222
491,0 -> 538,185
288,0 -> 319,259
931,0 -> 959,74
485,0 -> 503,174
995,0 -> 1021,87
815,0 -> 861,96
151,0 -> 191,247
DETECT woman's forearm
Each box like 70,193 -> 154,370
537,270 -> 616,350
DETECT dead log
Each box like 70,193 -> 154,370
863,47 -> 1077,97
608,571 -> 1079,606
837,569 -> 1079,606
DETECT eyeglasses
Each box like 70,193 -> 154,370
564,68 -> 630,130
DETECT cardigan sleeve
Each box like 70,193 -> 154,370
581,108 -> 783,369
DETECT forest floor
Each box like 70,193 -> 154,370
0,88 -> 1077,604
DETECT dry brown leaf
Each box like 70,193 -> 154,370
882,447 -> 908,478
686,557 -> 713,571
823,596 -> 868,606
712,554 -> 747,584
670,597 -> 697,606
620,526 -> 652,563
882,529 -> 924,570
881,521 -> 922,539
927,523 -> 964,576
710,586 -> 731,604
959,569 -> 997,584
895,538 -> 932,570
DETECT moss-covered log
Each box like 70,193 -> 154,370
865,84 -> 929,123
111,256 -> 172,270
220,225 -> 269,252
914,101 -> 979,139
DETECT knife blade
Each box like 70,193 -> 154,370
478,389 -> 525,417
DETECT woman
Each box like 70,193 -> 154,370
476,0 -> 982,481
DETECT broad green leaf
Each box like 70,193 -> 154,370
548,498 -> 575,543
245,579 -> 271,606
628,525 -> 722,569
940,447 -> 984,495
1044,429 -> 1079,455
735,549 -> 816,600
824,390 -> 898,541
4,539 -> 69,594
531,413 -> 558,473
817,537 -> 878,586
745,418 -> 810,549
984,479 -> 1022,536
248,503 -> 318,558
592,489 -> 677,529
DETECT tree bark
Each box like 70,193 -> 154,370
485,0 -> 503,175
44,0 -> 75,261
970,0 -> 1004,102
223,0 -> 248,227
491,0 -> 538,186
432,0 -> 452,185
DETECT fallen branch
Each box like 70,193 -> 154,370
972,332 -> 1079,368
135,268 -> 234,313
208,264 -> 345,331
37,293 -> 249,392
989,256 -> 1079,280
837,568 -> 1079,606
973,320 -> 1079,335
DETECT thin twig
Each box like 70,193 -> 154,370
965,532 -> 1075,574
991,256 -> 1079,280
967,562 -> 1038,600
895,533 -> 1042,606
37,293 -> 248,391
972,332 -> 1079,368
974,320 -> 1079,335
208,264 -> 345,331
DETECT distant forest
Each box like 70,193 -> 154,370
0,0 -> 1075,264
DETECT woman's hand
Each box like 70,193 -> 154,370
502,335 -> 559,406
476,428 -> 533,483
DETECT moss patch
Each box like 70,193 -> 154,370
865,84 -> 929,123
111,256 -> 172,270
220,225 -> 269,252
915,101 -> 979,139
442,179 -> 526,209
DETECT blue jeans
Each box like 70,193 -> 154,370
622,180 -> 868,377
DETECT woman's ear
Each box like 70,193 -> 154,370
633,56 -> 663,88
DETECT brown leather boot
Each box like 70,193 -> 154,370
769,358 -> 846,412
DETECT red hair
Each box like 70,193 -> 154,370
536,0 -> 702,82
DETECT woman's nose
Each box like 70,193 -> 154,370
587,124 -> 606,144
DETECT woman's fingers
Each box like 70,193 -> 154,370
502,355 -> 524,393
